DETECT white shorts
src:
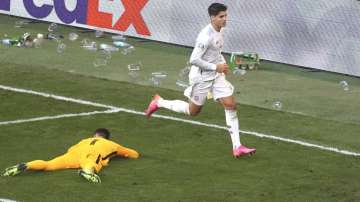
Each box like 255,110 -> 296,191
184,75 -> 234,106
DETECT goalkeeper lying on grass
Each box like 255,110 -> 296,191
2,128 -> 139,183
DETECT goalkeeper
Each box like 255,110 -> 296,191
2,128 -> 139,183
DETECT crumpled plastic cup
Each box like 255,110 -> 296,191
57,43 -> 66,54
48,23 -> 58,32
69,32 -> 79,41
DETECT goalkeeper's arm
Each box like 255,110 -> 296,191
116,145 -> 140,159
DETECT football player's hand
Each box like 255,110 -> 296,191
216,63 -> 229,74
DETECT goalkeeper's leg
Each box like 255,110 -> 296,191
3,154 -> 78,176
26,154 -> 78,171
79,154 -> 102,183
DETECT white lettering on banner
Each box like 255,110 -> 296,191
98,0 -> 124,27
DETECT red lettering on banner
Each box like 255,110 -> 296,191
87,0 -> 112,29
113,0 -> 150,36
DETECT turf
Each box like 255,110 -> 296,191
0,15 -> 360,202
1,15 -> 360,124
0,64 -> 359,202
0,89 -> 101,122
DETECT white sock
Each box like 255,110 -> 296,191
225,109 -> 241,149
157,99 -> 190,115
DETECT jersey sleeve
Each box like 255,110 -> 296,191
189,37 -> 217,71
116,144 -> 140,159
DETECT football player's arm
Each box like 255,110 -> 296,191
116,145 -> 140,159
189,38 -> 217,71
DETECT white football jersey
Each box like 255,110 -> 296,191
189,24 -> 226,84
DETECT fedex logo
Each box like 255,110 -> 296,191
0,0 -> 150,36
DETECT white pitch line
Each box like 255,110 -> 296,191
0,85 -> 116,110
1,84 -> 359,157
0,198 -> 17,202
0,109 -> 120,126
137,111 -> 360,157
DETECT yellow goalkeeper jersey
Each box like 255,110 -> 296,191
67,137 -> 139,167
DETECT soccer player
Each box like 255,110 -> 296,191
2,128 -> 139,183
145,3 -> 256,157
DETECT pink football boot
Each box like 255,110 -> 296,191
233,145 -> 256,157
145,94 -> 162,118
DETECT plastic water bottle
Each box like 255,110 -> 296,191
272,101 -> 282,110
233,69 -> 246,76
113,41 -> 131,48
127,62 -> 142,80
14,20 -> 29,28
93,49 -> 111,67
47,33 -> 61,41
99,43 -> 119,52
112,35 -> 126,41
149,72 -> 167,86
95,30 -> 104,38
48,23 -> 58,32
152,72 -> 167,79
121,46 -> 135,55
56,43 -> 66,54
150,77 -> 161,86
128,62 -> 142,71
339,80 -> 349,91
1,39 -> 11,47
81,39 -> 97,51
101,50 -> 112,60
81,38 -> 90,46
68,32 -> 79,41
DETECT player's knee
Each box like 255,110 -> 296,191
189,104 -> 202,116
220,96 -> 237,110
223,102 -> 237,110
189,107 -> 201,116
189,110 -> 200,116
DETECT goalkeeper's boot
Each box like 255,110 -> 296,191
233,145 -> 256,157
79,170 -> 101,183
145,94 -> 161,118
2,163 -> 27,176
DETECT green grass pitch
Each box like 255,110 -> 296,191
0,15 -> 360,202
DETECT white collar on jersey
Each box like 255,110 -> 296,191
209,23 -> 224,34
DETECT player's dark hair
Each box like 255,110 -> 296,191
208,3 -> 227,17
94,128 -> 110,139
